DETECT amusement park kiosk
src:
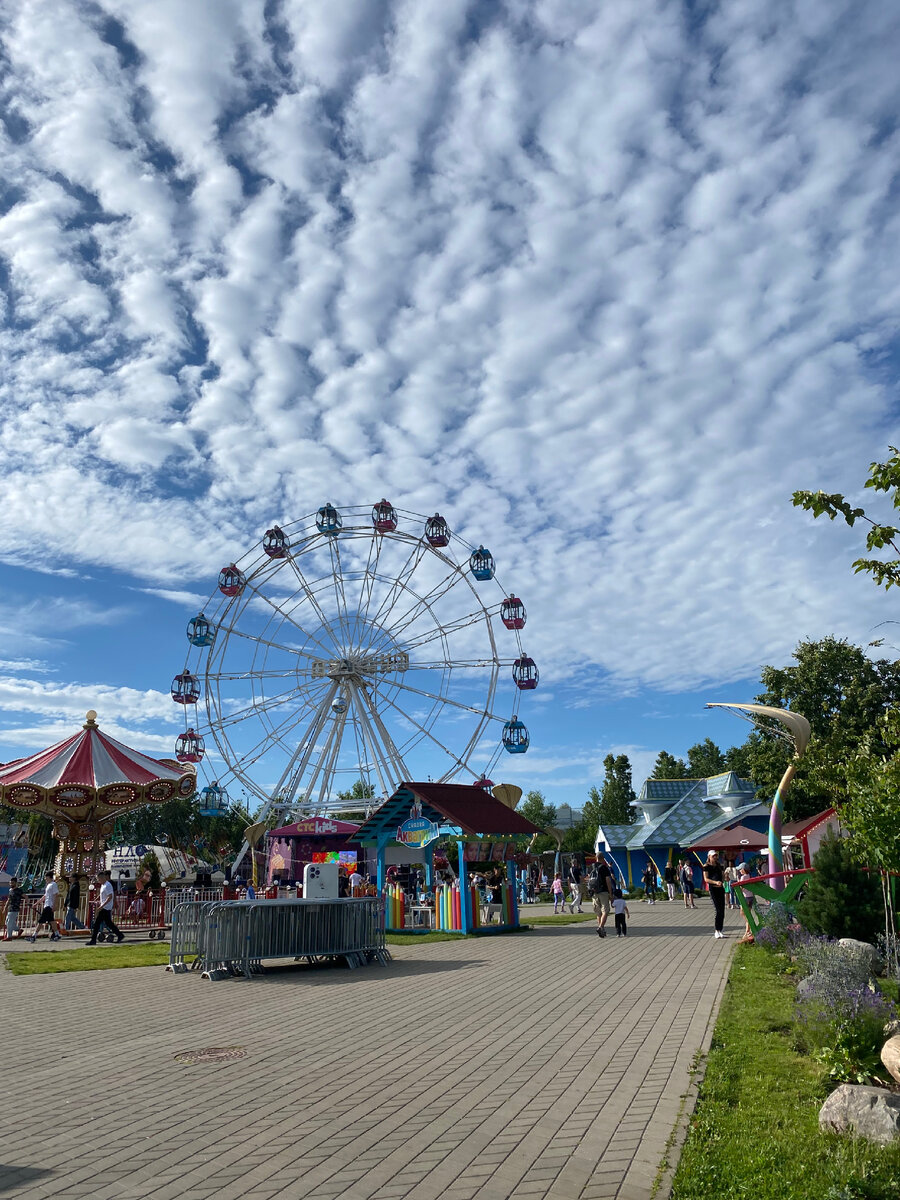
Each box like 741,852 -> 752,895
351,782 -> 540,934
265,816 -> 362,885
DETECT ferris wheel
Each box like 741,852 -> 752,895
171,502 -> 537,816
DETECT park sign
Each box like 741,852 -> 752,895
396,816 -> 441,848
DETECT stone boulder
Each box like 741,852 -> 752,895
881,1036 -> 900,1085
837,938 -> 884,976
819,1085 -> 900,1144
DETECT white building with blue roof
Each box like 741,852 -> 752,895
596,771 -> 768,889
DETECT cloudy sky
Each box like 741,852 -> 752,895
0,0 -> 898,809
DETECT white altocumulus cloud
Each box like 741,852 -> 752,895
0,0 -> 898,725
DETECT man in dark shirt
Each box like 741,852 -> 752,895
3,877 -> 23,940
589,859 -> 615,938
65,874 -> 85,930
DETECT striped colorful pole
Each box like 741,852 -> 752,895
452,885 -> 461,930
768,762 -> 797,891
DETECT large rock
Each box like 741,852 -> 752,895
837,938 -> 884,976
819,1085 -> 900,1144
881,1036 -> 900,1085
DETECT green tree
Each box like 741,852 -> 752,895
597,754 -> 636,825
795,830 -> 883,942
582,786 -> 602,846
337,779 -> 376,802
517,789 -> 557,830
793,446 -> 900,589
137,849 -> 162,891
734,637 -> 900,821
686,738 -> 726,779
650,751 -> 688,779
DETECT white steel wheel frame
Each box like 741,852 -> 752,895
180,506 -> 530,819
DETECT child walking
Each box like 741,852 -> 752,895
551,873 -> 565,913
613,889 -> 630,937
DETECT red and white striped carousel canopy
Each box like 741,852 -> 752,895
0,712 -> 196,812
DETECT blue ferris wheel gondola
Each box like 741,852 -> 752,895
198,782 -> 229,817
187,612 -> 215,647
502,718 -> 529,754
316,503 -> 342,536
470,546 -> 495,581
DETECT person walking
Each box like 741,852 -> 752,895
87,871 -> 124,945
612,889 -> 630,937
567,861 -> 584,913
663,862 -> 677,901
703,850 -> 727,938
551,873 -> 566,913
641,863 -> 656,904
28,872 -> 62,942
679,859 -> 696,909
588,857 -> 616,938
64,874 -> 85,930
2,876 -> 23,940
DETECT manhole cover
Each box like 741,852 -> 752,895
174,1046 -> 247,1065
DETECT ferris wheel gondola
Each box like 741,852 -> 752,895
174,502 -> 537,821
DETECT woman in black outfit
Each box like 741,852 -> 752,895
703,850 -> 726,938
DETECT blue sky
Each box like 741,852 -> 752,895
0,0 -> 898,810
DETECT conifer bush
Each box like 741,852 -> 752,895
796,830 -> 882,941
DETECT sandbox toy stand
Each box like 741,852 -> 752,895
352,782 -> 540,934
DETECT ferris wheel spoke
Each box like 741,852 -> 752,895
384,564 -> 469,642
378,675 -> 504,722
220,626 -> 318,659
220,683 -> 332,775
206,668 -> 320,682
270,680 -> 340,803
328,538 -> 356,655
211,684 -> 314,731
279,546 -> 342,648
239,582 -> 336,659
406,658 -> 505,670
401,608 -> 496,653
368,538 -> 428,631
349,679 -> 408,794
302,698 -> 349,805
373,687 -> 471,775
355,527 -> 385,631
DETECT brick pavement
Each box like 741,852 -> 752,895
0,900 -> 736,1200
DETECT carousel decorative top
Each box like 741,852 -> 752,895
0,712 -> 197,815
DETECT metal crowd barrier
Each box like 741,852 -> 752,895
167,897 -> 390,981
166,901 -> 221,972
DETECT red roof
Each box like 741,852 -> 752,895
687,824 -> 768,852
268,817 -> 360,838
352,782 -> 541,842
782,808 -> 836,838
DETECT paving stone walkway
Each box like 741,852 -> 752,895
1,901 -> 737,1200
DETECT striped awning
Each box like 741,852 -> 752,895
0,713 -> 196,814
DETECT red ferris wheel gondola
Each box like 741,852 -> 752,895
263,526 -> 288,559
175,728 -> 205,763
512,655 -> 539,690
171,672 -> 201,705
474,775 -> 494,791
424,513 -> 450,547
218,564 -> 245,597
500,595 -> 526,630
372,499 -> 398,533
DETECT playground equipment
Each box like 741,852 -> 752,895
706,703 -> 811,891
173,503 -> 537,877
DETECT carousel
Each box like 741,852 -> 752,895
0,711 -> 197,882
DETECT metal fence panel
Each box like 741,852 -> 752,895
168,897 -> 389,981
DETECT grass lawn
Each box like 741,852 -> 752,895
4,943 -> 174,975
671,944 -> 900,1200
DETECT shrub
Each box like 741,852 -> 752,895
795,830 -> 882,941
798,985 -> 896,1085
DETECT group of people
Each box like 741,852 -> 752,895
543,851 -> 757,942
2,870 -> 126,945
